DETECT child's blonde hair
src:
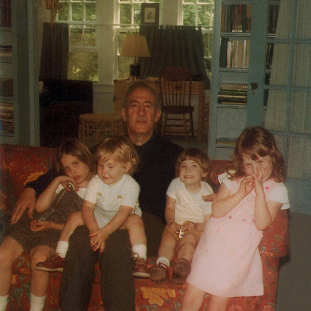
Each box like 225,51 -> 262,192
230,126 -> 285,182
54,138 -> 96,179
175,148 -> 210,181
93,136 -> 139,175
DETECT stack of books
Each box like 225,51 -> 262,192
221,4 -> 252,33
0,102 -> 14,134
218,83 -> 248,105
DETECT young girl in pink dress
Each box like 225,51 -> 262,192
181,126 -> 290,311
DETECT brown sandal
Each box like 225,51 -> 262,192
149,262 -> 169,282
171,258 -> 191,285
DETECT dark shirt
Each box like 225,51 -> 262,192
26,134 -> 183,223
133,134 -> 183,223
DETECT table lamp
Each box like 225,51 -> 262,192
120,34 -> 150,79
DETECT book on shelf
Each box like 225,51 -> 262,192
220,83 -> 248,91
218,83 -> 247,103
216,138 -> 236,146
219,101 -> 247,106
218,94 -> 247,102
221,4 -> 251,33
220,38 -> 250,68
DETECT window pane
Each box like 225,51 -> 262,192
72,3 -> 83,22
183,5 -> 195,25
120,4 -> 132,24
197,5 -> 212,26
57,3 -> 69,21
84,27 -> 96,47
86,3 -> 96,22
68,52 -> 98,82
133,4 -> 141,24
70,26 -> 83,47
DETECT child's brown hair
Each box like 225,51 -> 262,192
175,148 -> 210,181
93,136 -> 139,175
54,138 -> 96,179
230,126 -> 285,182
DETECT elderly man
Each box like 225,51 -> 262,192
12,82 -> 183,311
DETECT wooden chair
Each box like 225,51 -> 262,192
159,67 -> 194,142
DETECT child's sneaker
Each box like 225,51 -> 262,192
133,256 -> 150,278
171,258 -> 191,285
36,254 -> 64,272
149,262 -> 169,282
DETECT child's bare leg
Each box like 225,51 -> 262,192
123,214 -> 146,247
208,295 -> 230,311
158,232 -> 177,262
59,211 -> 83,242
180,283 -> 205,311
30,245 -> 54,296
30,245 -> 55,311
0,237 -> 24,296
36,212 -> 84,273
178,232 -> 199,262
123,215 -> 149,278
149,232 -> 177,282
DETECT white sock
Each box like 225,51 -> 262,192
55,241 -> 68,258
132,244 -> 147,260
157,256 -> 170,268
29,292 -> 46,311
0,295 -> 8,311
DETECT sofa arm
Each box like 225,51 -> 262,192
259,209 -> 290,258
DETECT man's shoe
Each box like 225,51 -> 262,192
36,254 -> 64,272
149,262 -> 169,282
171,258 -> 191,285
133,256 -> 150,278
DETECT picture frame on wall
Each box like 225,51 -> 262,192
141,3 -> 159,25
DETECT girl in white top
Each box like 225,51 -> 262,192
149,148 -> 215,284
82,136 -> 149,278
181,127 -> 289,311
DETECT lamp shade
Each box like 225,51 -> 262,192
120,34 -> 151,58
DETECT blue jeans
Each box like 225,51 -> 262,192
59,226 -> 134,311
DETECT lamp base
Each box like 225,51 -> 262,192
130,64 -> 141,79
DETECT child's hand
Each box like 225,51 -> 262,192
182,221 -> 196,233
239,176 -> 255,198
89,229 -> 109,253
251,164 -> 266,188
167,222 -> 181,235
58,176 -> 79,191
30,219 -> 52,232
202,193 -> 216,202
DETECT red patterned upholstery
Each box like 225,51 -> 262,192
0,144 -> 289,311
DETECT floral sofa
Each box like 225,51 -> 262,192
0,144 -> 289,311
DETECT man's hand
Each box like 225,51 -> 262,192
10,188 -> 36,224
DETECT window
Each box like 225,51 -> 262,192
117,0 -> 161,79
181,0 -> 215,76
57,0 -> 98,82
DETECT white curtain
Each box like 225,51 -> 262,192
264,0 -> 311,179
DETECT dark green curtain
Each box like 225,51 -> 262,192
40,23 -> 69,80
139,25 -> 210,89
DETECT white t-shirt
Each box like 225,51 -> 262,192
84,174 -> 141,228
166,177 -> 214,225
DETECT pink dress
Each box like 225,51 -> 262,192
187,174 -> 288,297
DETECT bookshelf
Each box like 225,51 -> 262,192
0,26 -> 14,143
208,0 -> 280,160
